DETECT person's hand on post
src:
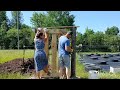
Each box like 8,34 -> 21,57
43,28 -> 48,42
37,28 -> 43,33
71,49 -> 73,52
43,28 -> 48,33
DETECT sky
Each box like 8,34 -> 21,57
6,11 -> 120,34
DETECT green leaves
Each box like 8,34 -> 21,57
11,11 -> 23,29
105,26 -> 119,35
31,11 -> 75,27
6,28 -> 34,49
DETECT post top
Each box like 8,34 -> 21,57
42,26 -> 80,29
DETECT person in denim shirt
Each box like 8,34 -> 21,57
34,28 -> 50,79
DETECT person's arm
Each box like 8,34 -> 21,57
34,38 -> 36,50
44,32 -> 48,42
65,40 -> 73,52
43,28 -> 48,42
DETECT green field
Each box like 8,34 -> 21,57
0,49 -> 34,64
0,73 -> 30,79
1,50 -> 120,79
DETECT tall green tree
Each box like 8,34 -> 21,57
19,28 -> 34,48
76,32 -> 83,46
5,28 -> 34,49
0,11 -> 8,48
30,12 -> 47,27
31,11 -> 75,27
0,11 -> 9,30
83,27 -> 94,45
94,31 -> 104,45
11,11 -> 23,29
0,11 -> 7,26
1,20 -> 8,31
21,24 -> 31,29
6,28 -> 18,49
47,11 -> 75,26
0,28 -> 5,48
105,26 -> 119,35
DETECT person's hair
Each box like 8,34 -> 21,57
67,31 -> 73,35
36,32 -> 43,39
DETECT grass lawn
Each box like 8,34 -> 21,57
0,73 -> 30,79
0,49 -> 34,64
76,53 -> 89,78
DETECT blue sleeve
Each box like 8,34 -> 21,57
65,40 -> 70,47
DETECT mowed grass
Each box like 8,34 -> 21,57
99,72 -> 120,79
0,73 -> 30,79
76,53 -> 89,79
0,49 -> 34,64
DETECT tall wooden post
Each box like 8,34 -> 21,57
71,27 -> 76,78
44,33 -> 49,59
41,33 -> 49,77
51,33 -> 57,76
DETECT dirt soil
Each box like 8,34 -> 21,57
0,58 -> 35,74
0,58 -> 81,79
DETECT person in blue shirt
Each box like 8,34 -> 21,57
58,31 -> 73,79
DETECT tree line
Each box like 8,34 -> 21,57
76,26 -> 120,52
0,11 -> 34,49
0,11 -> 120,52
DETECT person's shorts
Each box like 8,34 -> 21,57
58,55 -> 70,69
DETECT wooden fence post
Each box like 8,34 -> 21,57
71,27 -> 77,78
51,33 -> 57,76
44,33 -> 49,59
